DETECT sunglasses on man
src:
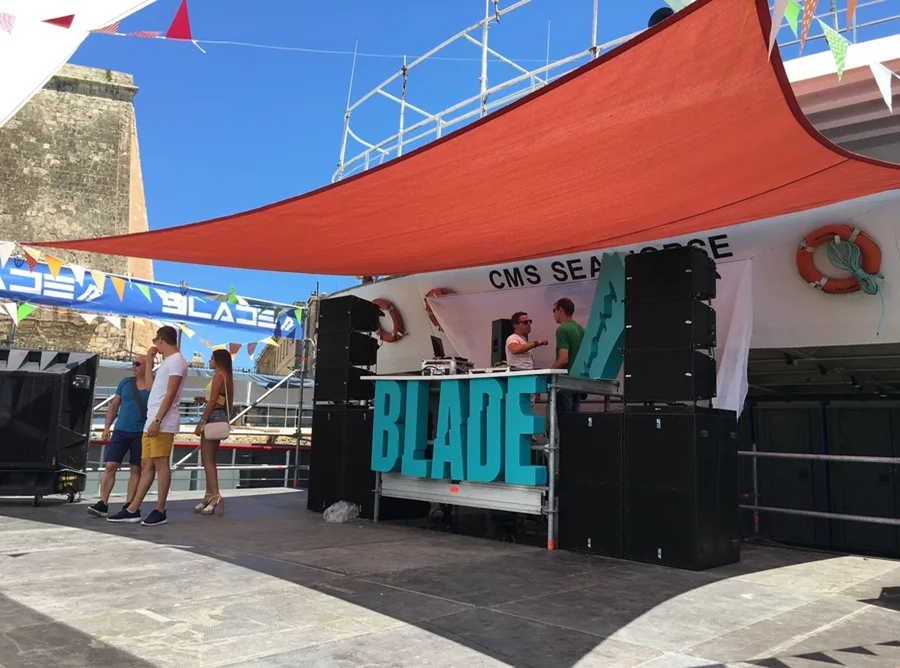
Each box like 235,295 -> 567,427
517,319 -> 533,325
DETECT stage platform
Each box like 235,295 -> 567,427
0,489 -> 898,668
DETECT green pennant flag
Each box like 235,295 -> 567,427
17,303 -> 37,322
294,308 -> 304,326
137,284 -> 153,302
227,285 -> 239,304
819,19 -> 850,80
784,0 -> 800,37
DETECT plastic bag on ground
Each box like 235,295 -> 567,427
323,500 -> 360,524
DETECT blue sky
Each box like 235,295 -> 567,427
67,0 -> 854,366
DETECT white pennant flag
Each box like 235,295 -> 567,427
2,302 -> 18,324
70,264 -> 86,286
870,61 -> 895,113
103,315 -> 122,330
0,242 -> 14,268
768,0 -> 789,60
79,312 -> 98,324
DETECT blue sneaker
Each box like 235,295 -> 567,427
107,507 -> 141,523
142,509 -> 167,527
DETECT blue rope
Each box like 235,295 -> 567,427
827,238 -> 885,335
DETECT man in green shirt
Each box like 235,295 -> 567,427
551,297 -> 585,418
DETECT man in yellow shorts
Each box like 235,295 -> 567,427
108,325 -> 188,526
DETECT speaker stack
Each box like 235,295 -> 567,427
309,295 -> 379,515
0,349 -> 98,502
558,246 -> 740,570
490,319 -> 515,366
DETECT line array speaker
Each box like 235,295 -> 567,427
625,299 -> 715,350
625,246 -> 717,302
318,295 -> 381,334
317,330 -> 378,368
623,349 -> 716,403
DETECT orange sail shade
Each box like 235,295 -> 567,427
33,0 -> 900,276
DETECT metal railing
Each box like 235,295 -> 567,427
739,449 -> 900,529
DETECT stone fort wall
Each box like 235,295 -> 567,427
0,64 -> 155,358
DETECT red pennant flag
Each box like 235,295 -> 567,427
165,0 -> 192,40
43,15 -> 74,29
128,30 -> 161,38
92,22 -> 120,35
847,0 -> 857,28
246,342 -> 258,357
799,0 -> 818,54
228,342 -> 242,356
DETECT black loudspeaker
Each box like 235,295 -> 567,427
625,246 -> 717,301
0,349 -> 98,472
558,412 -> 624,557
318,295 -> 380,334
624,349 -> 716,402
625,299 -> 715,350
623,406 -> 740,570
308,407 -> 426,521
491,319 -> 515,366
317,331 -> 378,367
313,365 -> 374,403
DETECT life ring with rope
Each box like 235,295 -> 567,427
373,298 -> 405,343
424,288 -> 454,330
796,224 -> 882,294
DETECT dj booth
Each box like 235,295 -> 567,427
309,246 -> 740,571
365,369 -> 619,551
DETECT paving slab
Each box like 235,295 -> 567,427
0,489 -> 897,668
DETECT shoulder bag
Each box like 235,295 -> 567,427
202,374 -> 231,441
130,377 -> 147,421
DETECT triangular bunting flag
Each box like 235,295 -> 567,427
247,342 -> 258,357
0,12 -> 15,35
78,312 -> 97,324
177,323 -> 195,338
128,31 -> 161,38
259,336 -> 279,346
870,61 -> 895,112
820,19 -> 850,80
293,308 -> 304,326
17,303 -> 36,322
70,264 -> 86,285
91,270 -> 107,294
22,247 -> 40,272
110,276 -> 126,301
136,283 -> 153,302
165,0 -> 193,40
92,22 -> 120,35
785,0 -> 800,36
847,0 -> 857,29
227,285 -> 239,304
228,342 -> 242,355
200,338 -> 214,348
103,315 -> 121,329
799,0 -> 819,54
0,242 -> 14,268
2,302 -> 18,323
212,343 -> 227,351
45,255 -> 64,279
43,15 -> 75,29
768,0 -> 789,59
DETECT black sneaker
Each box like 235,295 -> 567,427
86,501 -> 108,518
107,507 -> 141,523
142,509 -> 167,527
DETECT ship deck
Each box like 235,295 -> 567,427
1,488 -> 898,668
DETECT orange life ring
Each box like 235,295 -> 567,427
373,298 -> 404,343
424,288 -> 454,329
796,224 -> 881,294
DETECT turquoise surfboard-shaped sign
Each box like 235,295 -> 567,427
571,252 -> 625,380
